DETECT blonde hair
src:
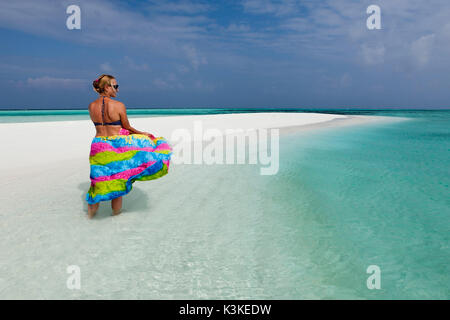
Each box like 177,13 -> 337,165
92,74 -> 115,93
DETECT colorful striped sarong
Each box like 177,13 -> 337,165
86,128 -> 172,204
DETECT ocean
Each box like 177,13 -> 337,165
0,109 -> 448,299
268,110 -> 449,298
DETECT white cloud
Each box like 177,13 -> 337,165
241,0 -> 298,16
123,56 -> 150,71
279,17 -> 311,32
148,0 -> 212,14
25,76 -> 86,88
226,23 -> 251,33
152,73 -> 184,90
320,73 -> 353,90
176,64 -> 190,73
182,44 -> 207,70
193,79 -> 215,91
411,34 -> 435,68
152,78 -> 170,89
360,44 -> 385,66
100,62 -> 113,72
0,0 -> 214,62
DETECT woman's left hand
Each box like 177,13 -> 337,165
143,132 -> 156,139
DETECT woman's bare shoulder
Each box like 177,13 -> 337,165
88,100 -> 96,111
109,99 -> 125,109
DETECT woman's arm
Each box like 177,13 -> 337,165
118,102 -> 149,135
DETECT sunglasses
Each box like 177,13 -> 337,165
110,84 -> 119,90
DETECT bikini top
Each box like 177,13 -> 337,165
93,96 -> 122,126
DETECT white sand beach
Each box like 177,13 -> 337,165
0,112 -> 396,174
0,112 -> 403,299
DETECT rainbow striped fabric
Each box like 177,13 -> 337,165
86,130 -> 172,204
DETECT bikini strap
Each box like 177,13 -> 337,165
101,96 -> 105,125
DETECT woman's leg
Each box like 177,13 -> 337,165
88,203 -> 99,219
112,196 -> 123,215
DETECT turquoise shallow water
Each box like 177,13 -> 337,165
0,108 -> 441,123
271,111 -> 449,298
0,110 -> 448,299
0,108 -> 291,123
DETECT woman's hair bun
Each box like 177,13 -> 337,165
92,74 -> 114,93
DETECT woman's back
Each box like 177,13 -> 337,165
89,96 -> 122,137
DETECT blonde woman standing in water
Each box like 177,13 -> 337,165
86,74 -> 172,218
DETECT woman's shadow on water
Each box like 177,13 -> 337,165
77,182 -> 151,219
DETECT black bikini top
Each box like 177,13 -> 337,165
93,96 -> 122,126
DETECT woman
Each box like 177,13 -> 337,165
86,74 -> 172,218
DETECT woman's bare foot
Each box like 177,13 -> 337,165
112,209 -> 122,216
88,203 -> 99,219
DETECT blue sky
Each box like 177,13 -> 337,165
0,0 -> 449,109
